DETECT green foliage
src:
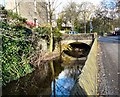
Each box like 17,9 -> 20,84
92,16 -> 114,34
33,27 -> 62,44
0,21 -> 9,30
32,27 -> 50,45
33,26 -> 50,35
74,18 -> 81,33
7,10 -> 19,19
1,22 -> 34,86
56,18 -> 63,30
53,28 -> 62,42
7,10 -> 27,24
65,29 -> 70,33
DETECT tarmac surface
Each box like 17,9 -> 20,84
98,36 -> 120,96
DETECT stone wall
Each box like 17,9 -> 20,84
5,0 -> 48,25
62,33 -> 94,40
18,1 -> 48,25
70,38 -> 98,96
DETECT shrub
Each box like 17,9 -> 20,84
1,22 -> 34,86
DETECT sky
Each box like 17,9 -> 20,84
55,0 -> 103,13
0,0 -> 103,8
0,0 -> 6,7
0,0 -> 116,13
59,0 -> 103,5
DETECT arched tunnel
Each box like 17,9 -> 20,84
63,42 -> 91,58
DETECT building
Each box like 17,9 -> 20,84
5,0 -> 48,26
0,4 -> 7,22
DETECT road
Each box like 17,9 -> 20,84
98,36 -> 120,96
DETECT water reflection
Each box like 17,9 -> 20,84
51,66 -> 81,97
2,57 -> 85,96
2,62 -> 53,96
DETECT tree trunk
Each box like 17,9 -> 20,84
83,13 -> 86,33
49,1 -> 53,52
84,21 -> 86,33
50,31 -> 53,52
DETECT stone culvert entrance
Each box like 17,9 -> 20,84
63,42 -> 91,58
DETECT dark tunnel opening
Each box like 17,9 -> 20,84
63,42 -> 91,58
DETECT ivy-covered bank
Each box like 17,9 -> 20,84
0,6 -> 62,86
1,22 -> 34,86
1,21 -> 61,86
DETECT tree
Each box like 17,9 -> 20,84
115,0 -> 120,27
46,0 -> 62,52
117,0 -> 120,12
78,2 -> 95,33
59,1 -> 95,33
36,0 -> 61,52
56,17 -> 63,30
62,1 -> 79,31
93,0 -> 118,33
74,18 -> 80,32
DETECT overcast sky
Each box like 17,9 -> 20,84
0,0 -> 103,12
55,0 -> 103,13
0,0 -> 103,8
0,0 -> 4,6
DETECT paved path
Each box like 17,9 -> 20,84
98,36 -> 120,96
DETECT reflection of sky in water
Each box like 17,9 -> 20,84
51,68 -> 81,97
102,0 -> 117,9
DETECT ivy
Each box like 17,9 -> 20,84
1,22 -> 34,86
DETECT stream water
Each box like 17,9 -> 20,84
2,57 -> 86,96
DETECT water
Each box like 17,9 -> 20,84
2,57 -> 86,96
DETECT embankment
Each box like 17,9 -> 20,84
71,38 -> 98,96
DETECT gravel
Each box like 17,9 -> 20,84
97,39 -> 120,96
97,42 -> 108,95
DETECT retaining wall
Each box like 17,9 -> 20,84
70,38 -> 98,96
